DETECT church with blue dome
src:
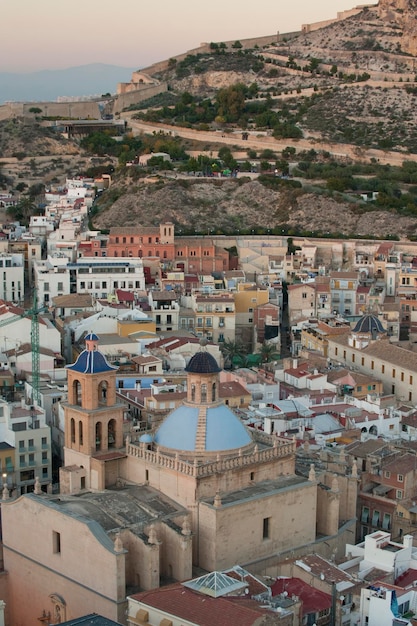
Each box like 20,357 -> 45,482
58,335 -> 352,579
154,350 -> 253,459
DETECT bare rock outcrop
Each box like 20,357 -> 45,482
378,0 -> 417,54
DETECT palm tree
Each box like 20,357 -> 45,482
259,342 -> 280,364
7,196 -> 36,226
220,339 -> 247,370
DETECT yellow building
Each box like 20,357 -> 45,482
234,283 -> 269,349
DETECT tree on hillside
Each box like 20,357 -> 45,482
216,84 -> 246,123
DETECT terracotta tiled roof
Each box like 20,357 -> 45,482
131,355 -> 161,365
131,583 -> 275,626
345,439 -> 388,458
382,453 -> 417,475
298,555 -> 354,584
271,577 -> 331,615
52,293 -> 93,307
219,381 -> 250,398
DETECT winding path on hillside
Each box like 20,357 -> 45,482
123,112 -> 417,167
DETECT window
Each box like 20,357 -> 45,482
361,506 -> 369,523
401,372 -> 404,382
397,490 -> 403,499
362,357 -> 365,366
382,364 -> 385,374
302,293 -> 307,299
393,369 -> 396,378
398,474 -> 404,482
382,513 -> 391,530
385,471 -> 391,478
372,510 -> 380,527
263,517 -> 270,540
371,360 -> 374,370
250,471 -> 255,481
19,440 -> 24,450
410,375 -> 413,385
53,531 -> 61,554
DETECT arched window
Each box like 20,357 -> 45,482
95,422 -> 102,451
201,384 -> 207,403
163,251 -> 167,259
191,384 -> 196,402
108,419 -> 116,448
98,380 -> 108,405
73,380 -> 82,406
71,418 -> 75,443
212,382 -> 216,402
138,249 -> 143,258
79,421 -> 83,446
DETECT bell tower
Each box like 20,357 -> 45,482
60,333 -> 125,493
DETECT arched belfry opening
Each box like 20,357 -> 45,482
72,379 -> 82,406
95,422 -> 102,451
108,419 -> 116,448
98,380 -> 108,405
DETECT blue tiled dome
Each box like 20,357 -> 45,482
67,349 -> 118,375
154,404 -> 251,452
85,332 -> 99,341
352,314 -> 385,334
186,351 -> 221,374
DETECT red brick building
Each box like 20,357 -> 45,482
107,223 -> 175,262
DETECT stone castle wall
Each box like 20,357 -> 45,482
113,83 -> 168,114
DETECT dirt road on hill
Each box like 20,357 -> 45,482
123,113 -> 415,167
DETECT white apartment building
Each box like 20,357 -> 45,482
34,254 -> 71,306
69,257 -> 145,299
148,290 -> 180,332
0,303 -> 61,355
0,398 -> 52,494
0,253 -> 24,304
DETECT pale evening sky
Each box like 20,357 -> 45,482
3,0 -> 378,73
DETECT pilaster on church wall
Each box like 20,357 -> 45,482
122,528 -> 160,591
157,520 -> 193,582
316,485 -> 340,537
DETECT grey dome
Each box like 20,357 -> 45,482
352,314 -> 385,334
186,351 -> 221,374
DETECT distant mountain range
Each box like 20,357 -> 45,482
0,63 -> 138,104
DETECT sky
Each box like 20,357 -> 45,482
4,0 -> 378,73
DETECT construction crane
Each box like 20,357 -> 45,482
0,289 -> 41,405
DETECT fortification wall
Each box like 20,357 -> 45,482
112,83 -> 168,114
139,34 -> 281,77
1,101 -> 101,119
302,4 -> 372,33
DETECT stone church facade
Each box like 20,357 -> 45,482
1,334 -> 358,624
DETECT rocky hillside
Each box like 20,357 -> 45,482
93,177 -> 417,239
0,118 -> 79,158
